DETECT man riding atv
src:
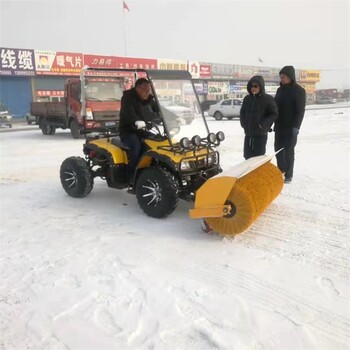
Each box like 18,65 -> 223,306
119,78 -> 159,187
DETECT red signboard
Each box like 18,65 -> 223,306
51,52 -> 83,75
36,90 -> 64,97
114,57 -> 157,70
83,54 -> 116,68
200,64 -> 211,78
83,54 -> 157,70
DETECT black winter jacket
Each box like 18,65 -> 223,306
240,76 -> 278,136
275,66 -> 306,130
119,88 -> 159,135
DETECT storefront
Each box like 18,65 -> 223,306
0,48 -> 35,117
0,46 -> 322,116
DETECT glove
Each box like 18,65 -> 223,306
292,127 -> 299,136
135,121 -> 146,129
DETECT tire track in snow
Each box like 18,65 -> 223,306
282,184 -> 349,212
140,246 -> 350,348
233,202 -> 349,281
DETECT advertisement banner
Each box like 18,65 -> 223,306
211,63 -> 234,79
194,82 -> 209,95
36,90 -> 64,97
229,80 -> 278,94
231,65 -> 280,81
232,65 -> 255,80
254,67 -> 280,81
300,70 -> 320,82
199,64 -> 211,78
35,50 -> 56,74
233,66 -> 259,81
0,47 -> 35,76
83,54 -> 116,68
188,61 -> 200,78
208,81 -> 230,94
114,56 -> 157,70
229,80 -> 247,94
157,59 -> 187,71
35,50 -> 83,75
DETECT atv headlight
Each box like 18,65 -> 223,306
191,135 -> 202,146
180,137 -> 191,149
207,133 -> 217,144
180,161 -> 192,171
216,131 -> 225,141
86,108 -> 93,120
207,154 -> 215,165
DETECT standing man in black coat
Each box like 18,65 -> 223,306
274,66 -> 306,183
240,75 -> 278,159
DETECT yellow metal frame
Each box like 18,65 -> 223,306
89,138 -> 214,168
89,139 -> 128,164
189,176 -> 237,219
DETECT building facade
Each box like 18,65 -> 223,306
0,47 -> 321,117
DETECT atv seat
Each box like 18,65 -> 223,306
111,137 -> 131,151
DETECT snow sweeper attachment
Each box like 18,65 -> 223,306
189,154 -> 284,236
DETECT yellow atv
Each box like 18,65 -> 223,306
60,68 -> 283,236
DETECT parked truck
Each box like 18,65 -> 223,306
31,71 -> 126,138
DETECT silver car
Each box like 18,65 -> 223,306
207,99 -> 242,120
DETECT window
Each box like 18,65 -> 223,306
221,100 -> 232,106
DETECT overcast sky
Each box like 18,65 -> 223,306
0,0 -> 349,88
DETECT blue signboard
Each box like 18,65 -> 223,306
0,48 -> 35,76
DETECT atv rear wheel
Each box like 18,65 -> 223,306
60,157 -> 93,198
136,167 -> 178,218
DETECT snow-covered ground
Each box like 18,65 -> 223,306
0,107 -> 349,350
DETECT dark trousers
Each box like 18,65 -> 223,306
243,135 -> 268,160
274,129 -> 298,178
120,133 -> 142,183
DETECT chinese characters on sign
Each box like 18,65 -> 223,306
114,57 -> 157,70
157,59 -> 187,71
83,55 -> 157,70
36,90 -> 65,97
199,64 -> 211,78
51,52 -> 83,75
300,70 -> 320,82
0,48 -> 35,76
35,50 -> 83,75
83,55 -> 116,68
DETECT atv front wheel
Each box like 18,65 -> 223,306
60,157 -> 93,198
136,167 -> 178,218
